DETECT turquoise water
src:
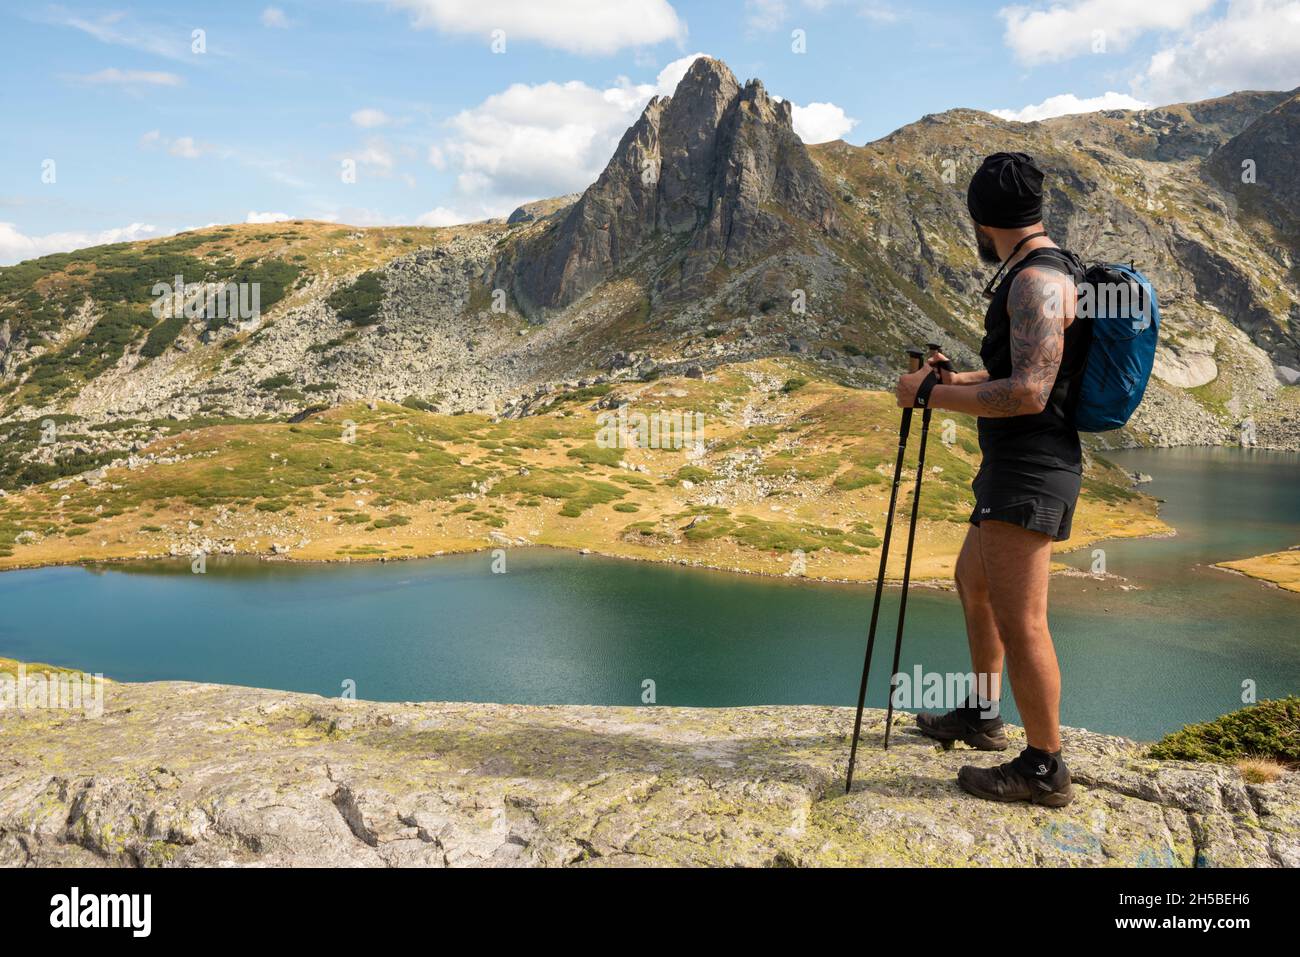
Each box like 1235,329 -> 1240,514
0,447 -> 1295,740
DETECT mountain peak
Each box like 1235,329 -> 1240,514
500,57 -> 835,313
675,55 -> 739,95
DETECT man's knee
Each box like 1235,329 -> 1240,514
994,617 -> 1050,650
955,550 -> 987,602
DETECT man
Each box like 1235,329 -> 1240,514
894,152 -> 1086,808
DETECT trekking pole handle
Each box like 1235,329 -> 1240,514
925,342 -> 953,373
905,348 -> 925,373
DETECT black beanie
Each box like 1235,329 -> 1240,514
967,152 -> 1045,228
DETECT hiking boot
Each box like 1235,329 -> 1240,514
957,750 -> 1075,807
915,708 -> 1009,751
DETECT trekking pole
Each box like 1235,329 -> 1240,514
845,347 -> 926,793
882,343 -> 947,749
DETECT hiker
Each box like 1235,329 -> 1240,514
894,152 -> 1084,807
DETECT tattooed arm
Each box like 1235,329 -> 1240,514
927,265 -> 1070,417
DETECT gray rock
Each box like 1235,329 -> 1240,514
1,676 -> 1294,867
496,57 -> 837,313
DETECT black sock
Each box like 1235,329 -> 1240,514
1017,745 -> 1060,778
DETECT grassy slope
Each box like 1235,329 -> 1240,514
1217,550 -> 1300,593
0,359 -> 1165,582
0,220 -> 488,416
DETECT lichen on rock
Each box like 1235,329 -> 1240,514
1,677 -> 1295,867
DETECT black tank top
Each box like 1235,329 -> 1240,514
977,246 -> 1088,471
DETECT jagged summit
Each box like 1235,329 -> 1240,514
498,56 -> 837,313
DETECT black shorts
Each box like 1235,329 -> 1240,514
969,459 -> 1082,541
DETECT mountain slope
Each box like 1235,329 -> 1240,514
0,60 -> 1297,574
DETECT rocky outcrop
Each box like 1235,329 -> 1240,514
1209,91 -> 1300,237
1,678 -> 1295,867
499,57 -> 837,313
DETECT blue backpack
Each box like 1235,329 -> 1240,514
1072,262 -> 1159,433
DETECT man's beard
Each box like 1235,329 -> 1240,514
975,227 -> 1001,265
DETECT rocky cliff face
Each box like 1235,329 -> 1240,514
497,57 -> 838,312
1,677 -> 1295,867
1209,92 -> 1300,239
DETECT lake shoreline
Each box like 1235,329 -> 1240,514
0,523 -> 1188,592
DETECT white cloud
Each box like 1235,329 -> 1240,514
389,0 -> 685,54
1136,0 -> 1300,104
991,90 -> 1150,122
351,108 -> 393,128
747,0 -> 900,31
245,210 -> 293,224
859,1 -> 900,23
791,101 -> 858,142
72,68 -> 182,87
0,221 -> 160,266
999,0 -> 1215,65
46,10 -> 193,60
654,51 -> 712,95
745,0 -> 788,31
438,79 -> 659,211
261,7 -> 291,28
168,136 -> 204,159
354,137 -> 395,173
429,53 -> 853,215
416,207 -> 474,227
139,130 -> 209,159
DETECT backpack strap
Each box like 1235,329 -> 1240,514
1017,246 -> 1085,283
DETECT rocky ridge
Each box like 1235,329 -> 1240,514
1,676 -> 1295,867
1,61 -> 1297,462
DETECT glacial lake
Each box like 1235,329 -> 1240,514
1,447 -> 1296,741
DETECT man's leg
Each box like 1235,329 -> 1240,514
956,518 -> 1073,805
954,526 -> 1003,707
914,526 -> 1010,750
975,519 -> 1059,751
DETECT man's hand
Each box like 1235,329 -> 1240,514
928,350 -> 955,384
896,366 -> 931,408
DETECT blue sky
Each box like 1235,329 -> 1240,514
2,0 -> 1298,263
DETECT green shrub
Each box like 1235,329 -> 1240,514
1149,698 -> 1300,766
676,465 -> 717,484
140,314 -> 187,358
258,373 -> 294,390
327,271 -> 385,326
566,444 -> 623,467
